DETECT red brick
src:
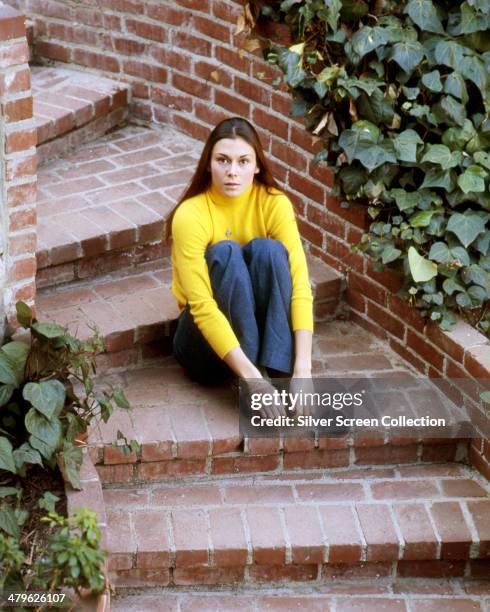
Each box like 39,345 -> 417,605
133,510 -> 171,568
9,256 -> 36,282
296,483 -> 364,503
9,232 -> 36,257
283,449 -> 349,470
246,507 -> 286,565
73,49 -> 119,73
194,60 -> 232,88
430,502 -> 472,559
211,454 -> 279,475
464,344 -> 490,379
172,30 -> 212,56
215,45 -> 250,74
356,504 -> 400,561
123,59 -> 167,83
297,218 -> 323,248
289,174 -> 325,205
211,1 -> 241,23
208,507 -> 248,566
290,124 -> 323,155
126,18 -> 167,42
389,338 -> 427,375
193,14 -> 230,42
255,19 -> 292,45
469,558 -> 490,578
195,101 -> 228,126
388,294 -> 425,332
137,458 -> 207,480
407,329 -> 445,372
327,235 -> 365,272
336,600 -> 405,612
411,599 -> 488,611
393,504 -> 437,560
4,96 -> 32,122
327,196 -> 368,229
440,479 -> 487,498
35,40 -> 70,62
147,3 -> 183,25
397,559 -> 465,577
112,36 -> 146,56
271,138 -> 307,172
172,73 -> 210,98
173,114 -> 212,142
349,271 -> 387,307
371,480 -> 439,500
421,443 -> 458,462
0,67 -> 30,96
224,484 -> 294,505
366,301 -> 405,340
346,288 -> 366,314
252,107 -> 289,140
5,128 -> 36,154
309,162 -> 335,188
172,509 -> 209,567
0,40 -> 28,67
319,505 -> 363,564
214,89 -> 249,117
234,75 -> 269,107
0,6 -> 25,41
283,505 -> 324,564
173,566 -> 244,585
14,281 -> 35,303
466,500 -> 490,557
249,564 -> 317,583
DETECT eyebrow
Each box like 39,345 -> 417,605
215,153 -> 252,159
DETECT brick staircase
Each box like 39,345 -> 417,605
30,62 -> 490,610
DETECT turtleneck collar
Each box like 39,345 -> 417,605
208,181 -> 255,207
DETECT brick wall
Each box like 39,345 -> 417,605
4,0 -> 490,478
0,2 -> 36,335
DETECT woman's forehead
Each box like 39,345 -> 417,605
212,138 -> 256,157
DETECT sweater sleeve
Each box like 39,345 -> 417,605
265,194 -> 314,332
171,201 -> 240,359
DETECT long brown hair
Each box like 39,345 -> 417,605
167,117 -> 281,238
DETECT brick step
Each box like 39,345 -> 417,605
112,581 -> 490,611
85,318 -> 472,483
36,254 -> 343,370
32,65 -> 130,166
104,462 -> 490,588
36,123 -> 199,288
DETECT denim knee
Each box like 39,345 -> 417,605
244,238 -> 288,263
205,240 -> 242,265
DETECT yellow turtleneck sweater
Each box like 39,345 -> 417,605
171,181 -> 313,359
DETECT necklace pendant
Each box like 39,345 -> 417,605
225,229 -> 232,238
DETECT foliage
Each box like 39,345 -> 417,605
0,301 -> 136,490
251,0 -> 490,333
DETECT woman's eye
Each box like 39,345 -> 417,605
240,159 -> 249,165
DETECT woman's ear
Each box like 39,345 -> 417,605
254,165 -> 260,174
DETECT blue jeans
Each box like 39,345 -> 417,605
173,238 -> 294,385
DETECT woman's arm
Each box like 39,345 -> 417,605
223,347 -> 262,379
292,329 -> 312,378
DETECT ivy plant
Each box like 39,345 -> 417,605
0,301 -> 137,490
251,0 -> 490,333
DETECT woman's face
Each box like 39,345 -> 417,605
209,137 -> 260,197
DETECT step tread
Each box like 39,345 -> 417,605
36,123 -> 199,269
112,586 -> 490,612
103,463 -> 490,569
32,65 -> 129,146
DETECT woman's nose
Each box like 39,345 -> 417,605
227,162 -> 238,175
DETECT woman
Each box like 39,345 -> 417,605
170,117 -> 313,395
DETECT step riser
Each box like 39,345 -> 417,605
37,106 -> 129,167
94,441 -> 469,485
110,559 -> 490,589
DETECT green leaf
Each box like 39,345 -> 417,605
435,95 -> 467,127
31,322 -> 66,340
25,409 -> 62,456
357,89 -> 394,125
356,141 -> 397,172
457,165 -> 487,193
421,145 -> 461,168
408,246 -> 438,282
394,129 -> 423,162
421,70 -> 443,92
0,354 -> 18,387
0,437 -> 16,474
480,391 -> 490,403
429,242 -> 470,266
402,86 -> 420,100
23,380 -> 66,421
0,343 -> 28,389
468,285 -> 487,303
339,166 -> 368,194
0,487 -> 20,499
62,443 -> 83,490
446,211 -> 486,247
409,210 -> 435,227
459,2 -> 489,34
0,384 -> 14,408
460,55 -> 487,90
463,264 -> 490,289
444,73 -> 468,103
391,189 -> 420,211
12,443 -> 43,471
474,231 -> 490,256
15,301 -> 32,328
420,168 -> 456,190
38,491 -> 60,513
338,127 -> 377,163
474,151 -> 490,170
442,120 -> 477,150
390,40 -> 425,73
381,246 -> 401,264
278,47 -> 306,88
435,41 -> 465,70
0,504 -> 20,538
406,0 -> 444,33
456,291 -> 472,308
113,389 -> 130,410
443,278 -> 465,295
351,26 -> 390,58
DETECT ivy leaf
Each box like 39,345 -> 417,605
338,126 -> 377,163
390,40 -> 425,73
0,342 -> 29,387
460,55 -> 487,90
459,2 -> 489,34
0,384 -> 14,408
0,437 -> 16,474
463,264 -> 490,289
435,95 -> 467,127
446,211 -> 486,247
0,504 -> 20,538
456,291 -> 472,308
406,0 -> 445,34
23,380 -> 66,421
38,491 -> 60,513
15,301 -> 33,328
0,353 -> 17,387
391,189 -> 420,211
408,246 -> 438,282
31,322 -> 66,340
434,41 -> 465,70
381,246 -> 401,264
278,47 -> 306,88
421,70 -> 443,92
357,89 -> 394,125
457,165 -> 487,193
421,144 -> 461,168
409,210 -> 435,227
444,73 -> 468,103
394,129 -> 423,162
468,285 -> 487,303
351,26 -> 390,58
113,389 -> 130,410
12,443 -> 43,471
339,166 -> 368,194
61,442 -> 83,491
474,152 -> 490,170
442,120 -> 476,150
443,278 -> 465,295
25,409 -> 62,457
421,168 -> 456,190
324,0 -> 342,31
356,141 -> 397,172
474,231 -> 490,256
